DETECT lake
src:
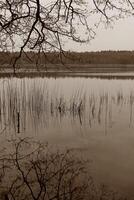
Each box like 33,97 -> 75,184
0,75 -> 134,198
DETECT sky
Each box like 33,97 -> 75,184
44,0 -> 134,52
65,17 -> 134,52
3,0 -> 134,53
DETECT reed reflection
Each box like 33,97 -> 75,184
0,77 -> 134,134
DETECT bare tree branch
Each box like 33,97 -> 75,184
0,0 -> 134,71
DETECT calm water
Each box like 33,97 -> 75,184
1,76 -> 134,197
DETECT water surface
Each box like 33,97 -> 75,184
0,76 -> 134,197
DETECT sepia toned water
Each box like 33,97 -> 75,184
0,76 -> 134,197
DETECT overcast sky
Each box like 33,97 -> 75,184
65,17 -> 134,52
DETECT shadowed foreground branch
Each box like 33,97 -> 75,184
0,138 -> 90,200
0,137 -> 127,200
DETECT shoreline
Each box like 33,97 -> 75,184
1,71 -> 134,79
1,64 -> 134,79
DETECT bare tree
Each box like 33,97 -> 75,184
0,0 -> 91,70
0,0 -> 134,70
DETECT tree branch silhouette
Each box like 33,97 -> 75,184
0,0 -> 134,72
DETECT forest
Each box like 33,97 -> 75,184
0,51 -> 134,67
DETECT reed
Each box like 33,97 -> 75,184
0,78 -> 133,133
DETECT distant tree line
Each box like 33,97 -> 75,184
0,51 -> 134,67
